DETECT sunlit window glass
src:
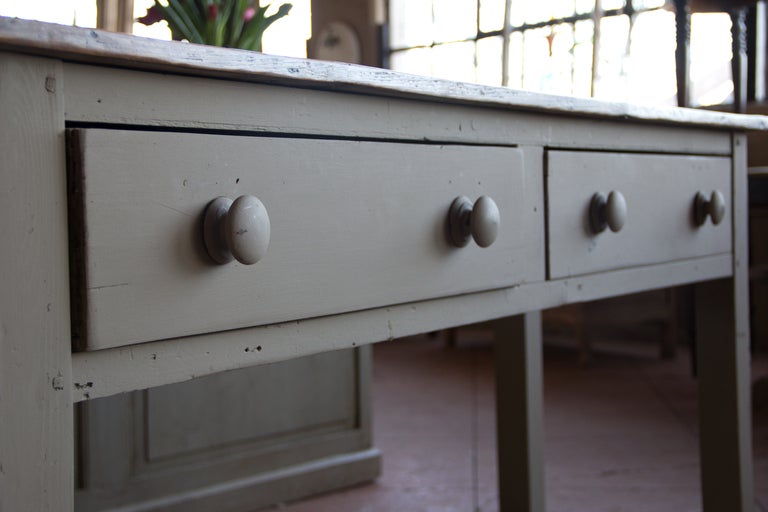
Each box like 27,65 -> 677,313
0,0 -> 96,27
690,13 -> 734,107
388,0 -> 737,108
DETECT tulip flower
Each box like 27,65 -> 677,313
136,0 -> 292,51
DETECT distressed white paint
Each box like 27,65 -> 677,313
0,17 -> 765,130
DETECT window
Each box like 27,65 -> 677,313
388,0 -> 734,107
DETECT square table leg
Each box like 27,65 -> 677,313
494,312 -> 545,512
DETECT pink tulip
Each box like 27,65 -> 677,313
243,6 -> 256,22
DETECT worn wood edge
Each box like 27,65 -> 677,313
72,254 -> 732,401
1,17 -> 766,131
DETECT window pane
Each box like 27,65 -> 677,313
548,23 -> 575,95
507,31 -> 524,88
522,27 -> 551,91
432,41 -> 477,82
633,0 -> 668,9
390,47 -> 434,78
262,0 -> 312,57
0,0 -> 96,27
389,0 -> 433,48
479,0 -> 506,33
433,0 -> 478,43
601,0 -> 625,10
522,0 -> 576,25
573,19 -> 594,97
575,0 -> 594,15
628,9 -> 676,105
690,13 -> 733,107
477,36 -> 503,86
593,14 -> 629,100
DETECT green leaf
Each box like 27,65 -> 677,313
237,2 -> 292,51
226,0 -> 250,47
241,3 -> 292,51
214,0 -> 235,47
166,0 -> 206,43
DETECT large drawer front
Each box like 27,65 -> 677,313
70,129 -> 541,350
547,151 -> 732,279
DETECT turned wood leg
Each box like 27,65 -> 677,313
493,311 -> 545,512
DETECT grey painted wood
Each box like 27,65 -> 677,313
694,132 -> 754,512
548,151 -> 732,278
0,20 -> 761,512
61,63 -> 734,157
72,254 -> 733,401
0,17 -> 766,130
61,62 -> 732,157
76,348 -> 379,512
73,129 -> 542,350
695,280 -> 754,512
494,312 -> 545,512
0,53 -> 73,511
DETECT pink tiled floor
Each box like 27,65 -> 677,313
274,332 -> 768,512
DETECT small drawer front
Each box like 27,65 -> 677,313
547,150 -> 732,279
70,129 -> 541,350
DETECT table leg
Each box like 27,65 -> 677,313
0,53 -> 73,511
694,132 -> 755,512
493,311 -> 545,512
695,278 -> 754,512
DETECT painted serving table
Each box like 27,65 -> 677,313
0,17 -> 765,512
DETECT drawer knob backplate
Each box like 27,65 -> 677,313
694,190 -> 726,226
448,195 -> 500,248
590,190 -> 627,234
203,195 -> 271,265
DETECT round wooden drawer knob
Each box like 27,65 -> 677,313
590,190 -> 627,234
694,190 -> 726,226
448,195 -> 500,248
203,195 -> 271,265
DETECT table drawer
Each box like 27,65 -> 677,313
547,151 -> 732,279
69,129 -> 541,350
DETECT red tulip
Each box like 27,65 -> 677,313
208,3 -> 219,20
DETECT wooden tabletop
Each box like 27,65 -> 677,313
1,16 -> 767,131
